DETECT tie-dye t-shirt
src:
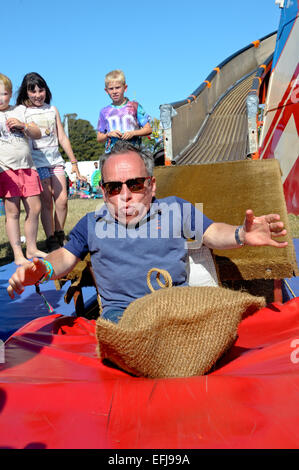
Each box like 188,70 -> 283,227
97,99 -> 151,153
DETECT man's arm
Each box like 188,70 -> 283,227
7,248 -> 79,299
203,209 -> 288,250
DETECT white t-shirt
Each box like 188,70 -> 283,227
25,104 -> 65,168
0,105 -> 35,173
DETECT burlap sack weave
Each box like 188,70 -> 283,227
96,269 -> 266,378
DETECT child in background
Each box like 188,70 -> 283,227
0,73 -> 46,265
97,70 -> 152,153
91,161 -> 101,193
16,72 -> 85,252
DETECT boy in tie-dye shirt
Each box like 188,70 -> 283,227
97,70 -> 152,153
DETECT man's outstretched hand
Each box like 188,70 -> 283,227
242,209 -> 288,247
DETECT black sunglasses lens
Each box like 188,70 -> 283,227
126,178 -> 147,192
103,177 -> 149,195
104,182 -> 122,195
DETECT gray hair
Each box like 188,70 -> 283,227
99,141 -> 154,182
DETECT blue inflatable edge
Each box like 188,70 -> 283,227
0,262 -> 97,342
283,238 -> 299,301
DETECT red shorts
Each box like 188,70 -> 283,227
0,169 -> 43,198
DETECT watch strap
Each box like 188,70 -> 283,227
235,225 -> 244,246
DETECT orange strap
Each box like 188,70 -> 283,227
187,94 -> 196,103
252,40 -> 260,48
164,160 -> 172,166
213,67 -> 220,73
251,151 -> 260,160
204,80 -> 211,88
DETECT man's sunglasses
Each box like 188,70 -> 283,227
101,177 -> 152,196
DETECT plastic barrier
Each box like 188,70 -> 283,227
0,297 -> 299,449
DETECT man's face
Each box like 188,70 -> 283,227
101,151 -> 156,226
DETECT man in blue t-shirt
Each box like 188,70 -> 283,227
7,142 -> 288,323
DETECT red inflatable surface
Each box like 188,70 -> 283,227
0,298 -> 299,449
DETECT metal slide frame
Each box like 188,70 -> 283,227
160,33 -> 277,164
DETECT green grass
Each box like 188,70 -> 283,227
0,198 -> 103,266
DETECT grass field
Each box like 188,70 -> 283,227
0,198 -> 104,266
0,198 -> 299,267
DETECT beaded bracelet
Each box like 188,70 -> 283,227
36,259 -> 54,285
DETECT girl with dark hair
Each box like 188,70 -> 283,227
0,73 -> 46,264
17,72 -> 52,107
17,73 -> 85,252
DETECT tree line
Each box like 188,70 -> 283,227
60,115 -> 105,161
60,115 -> 162,162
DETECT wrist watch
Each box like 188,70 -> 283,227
235,225 -> 244,246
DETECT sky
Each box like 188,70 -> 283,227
2,0 -> 282,129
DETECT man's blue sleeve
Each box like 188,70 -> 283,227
180,199 -> 214,240
64,214 -> 90,260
